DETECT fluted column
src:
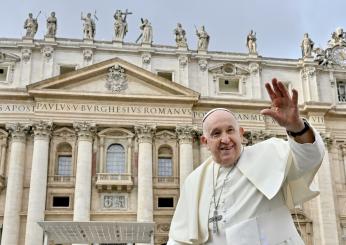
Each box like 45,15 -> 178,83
1,123 -> 29,245
135,125 -> 155,222
176,126 -> 194,186
315,139 -> 339,245
25,121 -> 52,245
196,129 -> 210,163
341,144 -> 346,184
73,122 -> 95,222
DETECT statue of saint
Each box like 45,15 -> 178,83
174,23 -> 188,48
246,30 -> 257,54
81,12 -> 96,39
24,13 -> 39,38
196,25 -> 210,51
114,9 -> 132,41
46,12 -> 57,38
138,18 -> 153,44
301,33 -> 314,58
328,27 -> 346,47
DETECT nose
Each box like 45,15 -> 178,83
220,132 -> 230,143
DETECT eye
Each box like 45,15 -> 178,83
227,128 -> 235,134
211,131 -> 221,138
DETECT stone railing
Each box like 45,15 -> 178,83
95,173 -> 133,192
47,175 -> 75,187
153,176 -> 179,186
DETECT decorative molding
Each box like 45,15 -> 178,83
321,132 -> 333,148
21,48 -> 32,63
142,52 -> 151,65
73,122 -> 96,141
135,124 -> 155,144
41,46 -> 54,60
102,194 -> 127,209
105,64 -> 128,93
32,121 -> 53,140
198,59 -> 208,71
178,55 -> 188,68
249,63 -> 260,74
301,66 -> 316,80
83,48 -> 93,61
176,125 -> 195,144
5,123 -> 30,143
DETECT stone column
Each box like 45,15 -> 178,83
178,55 -> 189,87
0,132 -> 8,181
25,121 -> 52,245
176,126 -> 194,186
41,46 -> 55,80
341,144 -> 346,184
73,122 -> 95,222
315,139 -> 339,245
135,125 -> 155,222
99,137 -> 105,173
1,123 -> 29,245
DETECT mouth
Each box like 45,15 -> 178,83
220,144 -> 235,151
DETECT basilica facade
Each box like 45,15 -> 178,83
0,11 -> 345,245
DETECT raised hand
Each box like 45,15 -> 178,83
260,78 -> 304,133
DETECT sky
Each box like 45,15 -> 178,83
1,0 -> 346,59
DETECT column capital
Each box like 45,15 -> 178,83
73,122 -> 96,141
32,121 -> 53,140
176,125 -> 195,144
5,123 -> 30,142
340,144 -> 346,155
321,133 -> 333,149
135,124 -> 155,144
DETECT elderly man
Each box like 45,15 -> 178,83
168,79 -> 325,244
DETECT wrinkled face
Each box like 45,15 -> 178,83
201,110 -> 244,166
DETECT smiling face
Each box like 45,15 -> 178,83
201,110 -> 244,166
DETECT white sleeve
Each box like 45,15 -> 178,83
286,126 -> 325,180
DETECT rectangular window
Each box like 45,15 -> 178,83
57,155 -> 72,176
158,157 -> 173,177
0,67 -> 8,81
157,71 -> 173,81
337,81 -> 346,102
219,78 -> 239,93
158,197 -> 174,208
60,65 -> 76,75
52,196 -> 70,207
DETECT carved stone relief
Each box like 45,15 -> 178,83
105,64 -> 128,93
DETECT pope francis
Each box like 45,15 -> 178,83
168,79 -> 325,245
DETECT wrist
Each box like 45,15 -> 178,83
286,118 -> 310,137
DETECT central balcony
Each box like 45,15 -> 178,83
95,173 -> 133,192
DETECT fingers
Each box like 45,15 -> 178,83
292,88 -> 298,105
260,108 -> 280,121
272,78 -> 284,97
265,82 -> 277,101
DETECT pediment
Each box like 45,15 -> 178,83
27,58 -> 199,102
0,50 -> 20,63
208,63 -> 250,76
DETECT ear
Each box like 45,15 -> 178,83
200,135 -> 208,145
239,127 -> 245,138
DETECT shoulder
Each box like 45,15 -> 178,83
245,137 -> 289,157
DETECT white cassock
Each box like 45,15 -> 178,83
168,127 -> 325,245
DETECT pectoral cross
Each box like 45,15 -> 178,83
208,209 -> 222,233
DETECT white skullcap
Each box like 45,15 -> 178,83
202,108 -> 235,123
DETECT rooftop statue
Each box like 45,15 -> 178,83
46,12 -> 57,38
136,18 -> 153,44
301,33 -> 314,58
196,25 -> 209,51
113,9 -> 132,42
24,12 -> 39,38
328,27 -> 346,47
246,30 -> 257,54
174,23 -> 188,48
81,12 -> 96,40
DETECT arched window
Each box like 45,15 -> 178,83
158,146 -> 173,178
106,144 -> 126,173
56,143 -> 72,176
